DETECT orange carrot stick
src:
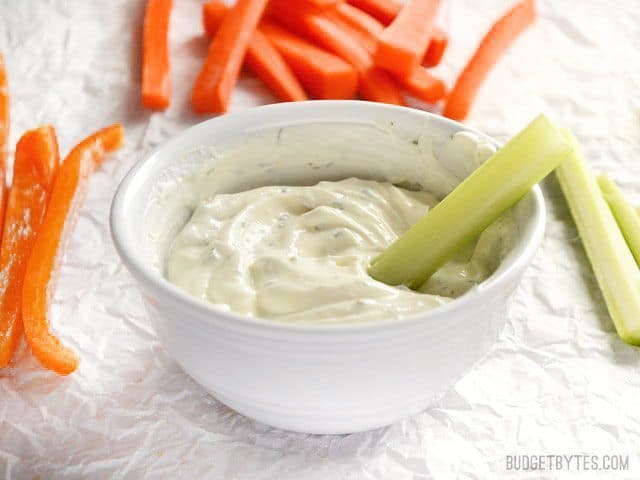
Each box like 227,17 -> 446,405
0,53 -> 8,159
357,63 -> 402,104
192,0 -> 270,113
141,0 -> 173,109
272,5 -> 364,67
443,0 -> 536,121
344,1 -> 446,67
204,4 -> 356,100
299,16 -> 401,104
324,5 -> 379,53
331,2 -> 384,38
0,54 -> 9,243
202,1 -> 307,102
245,32 -> 308,102
347,0 -> 401,26
399,67 -> 446,103
22,124 -> 124,375
422,27 -> 448,67
0,127 -> 59,368
303,0 -> 346,7
325,6 -> 446,104
269,0 -> 402,104
202,0 -> 229,35
260,21 -> 358,100
374,0 -> 442,76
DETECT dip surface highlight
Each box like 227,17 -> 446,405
166,178 -> 516,324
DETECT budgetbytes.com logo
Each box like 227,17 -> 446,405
505,454 -> 630,473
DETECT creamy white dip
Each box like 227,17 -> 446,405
147,122 -> 519,324
165,178 -> 517,324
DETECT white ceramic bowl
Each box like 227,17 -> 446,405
110,101 -> 545,434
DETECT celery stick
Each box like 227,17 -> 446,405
368,114 -> 570,289
556,133 -> 640,345
598,174 -> 640,266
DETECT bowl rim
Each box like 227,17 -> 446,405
110,101 -> 546,335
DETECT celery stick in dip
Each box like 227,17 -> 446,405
369,115 -> 569,289
165,178 -> 517,324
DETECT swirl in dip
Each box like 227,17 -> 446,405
154,123 -> 517,324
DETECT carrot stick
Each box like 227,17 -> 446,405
0,54 -> 8,159
399,67 -> 446,103
269,0 -> 402,104
356,64 -> 402,104
202,0 -> 228,34
0,127 -> 59,368
325,6 -> 446,104
422,27 -> 448,67
443,0 -> 536,121
141,0 -> 173,109
270,2 -> 369,63
323,10 -> 378,54
343,1 -> 446,67
245,31 -> 309,102
347,0 -> 401,26
204,2 -> 356,100
324,3 -> 381,53
192,0 -> 270,113
0,54 -> 9,244
202,1 -> 307,102
332,3 -> 384,37
303,0 -> 346,7
260,21 -> 358,100
307,17 -> 402,104
374,0 -> 442,76
22,124 -> 124,375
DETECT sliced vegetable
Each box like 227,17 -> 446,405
0,126 -> 59,368
323,6 -> 446,104
356,63 -> 402,104
303,0 -> 345,7
557,134 -> 640,345
0,53 -> 9,243
325,7 -> 378,53
261,21 -> 358,100
373,0 -> 442,76
22,124 -> 124,374
202,0 -> 228,34
332,3 -> 384,37
192,0 -> 269,113
398,67 -> 446,103
202,1 -> 307,102
343,0 -> 446,67
443,0 -> 535,121
205,3 -> 356,100
423,27 -> 448,67
245,31 -> 308,102
598,174 -> 640,266
369,115 -> 569,288
270,0 -> 402,104
141,0 -> 173,109
347,0 -> 401,26
0,53 -> 8,157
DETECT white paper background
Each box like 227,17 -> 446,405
1,1 -> 639,478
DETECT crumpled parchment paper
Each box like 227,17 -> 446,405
1,0 -> 639,478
